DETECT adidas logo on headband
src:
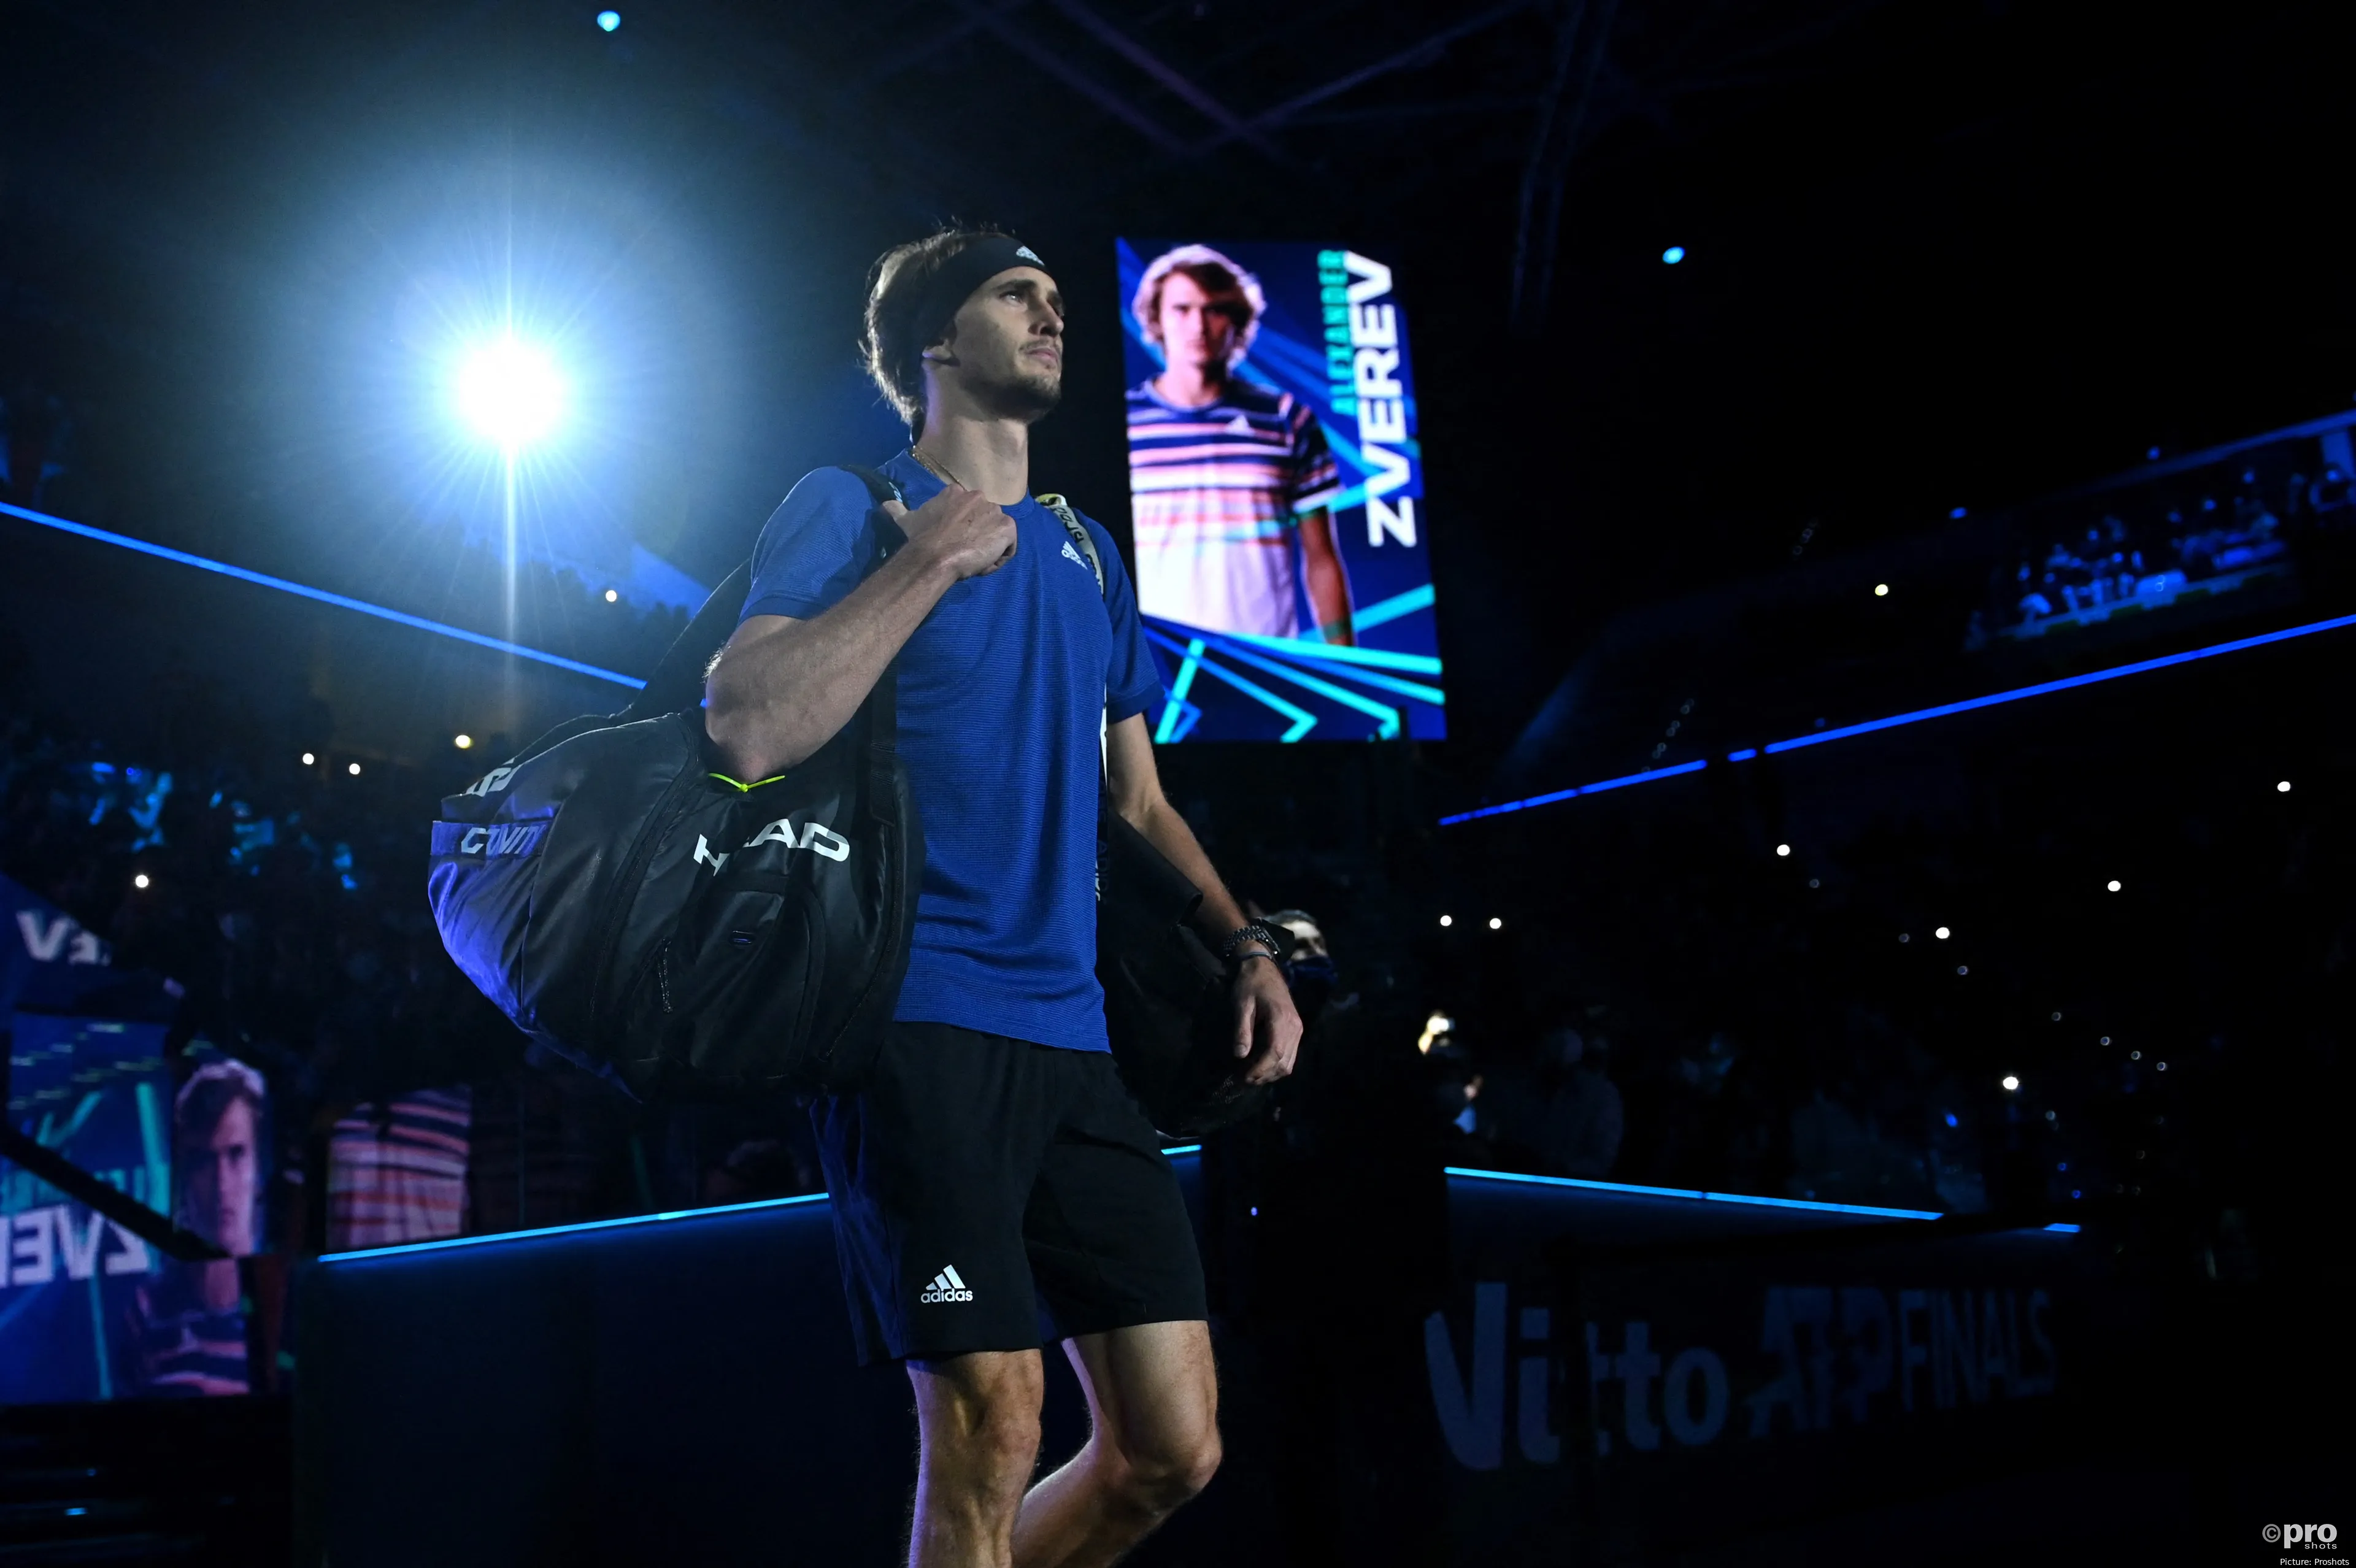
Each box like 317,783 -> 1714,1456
1016,245 -> 1042,264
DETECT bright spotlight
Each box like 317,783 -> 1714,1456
455,734 -> 474,750
2106,880 -> 2122,892
2001,1074 -> 2020,1092
1873,583 -> 1889,597
456,338 -> 566,450
348,762 -> 363,776
300,751 -> 315,766
597,10 -> 621,30
1934,926 -> 1950,940
604,588 -> 620,603
1438,914 -> 1453,928
133,873 -> 150,890
1487,917 -> 1503,930
2276,780 -> 2291,793
1661,245 -> 1686,264
1774,843 -> 1790,857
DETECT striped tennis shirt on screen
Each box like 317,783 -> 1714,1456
1126,377 -> 1339,639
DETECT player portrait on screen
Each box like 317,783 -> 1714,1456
1126,244 -> 1357,643
129,1058 -> 264,1396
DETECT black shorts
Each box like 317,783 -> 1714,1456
810,1020 -> 1207,1365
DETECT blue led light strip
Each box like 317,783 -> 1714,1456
2,499 -> 648,691
317,1145 -> 1207,1264
1447,1165 -> 2082,1231
1446,1164 -> 1941,1220
1757,610 -> 2356,756
1438,759 -> 1707,825
1444,609 -> 2356,826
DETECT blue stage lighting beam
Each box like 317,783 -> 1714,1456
1444,609 -> 2356,826
1757,610 -> 2356,757
2,499 -> 647,691
320,1145 -> 1206,1263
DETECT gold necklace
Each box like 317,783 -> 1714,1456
909,447 -> 964,490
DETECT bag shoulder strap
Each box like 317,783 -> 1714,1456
621,464 -> 909,723
1036,493 -> 1106,600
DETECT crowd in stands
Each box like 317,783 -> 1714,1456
1985,441 -> 2352,639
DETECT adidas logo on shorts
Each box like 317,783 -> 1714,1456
920,1264 -> 975,1304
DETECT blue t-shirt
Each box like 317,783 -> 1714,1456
738,452 -> 1163,1053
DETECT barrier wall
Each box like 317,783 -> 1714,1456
293,1155 -> 2096,1566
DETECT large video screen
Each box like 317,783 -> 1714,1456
4,1017 -> 268,1401
1118,239 -> 1444,742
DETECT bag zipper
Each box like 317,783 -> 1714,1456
582,749 -> 703,1046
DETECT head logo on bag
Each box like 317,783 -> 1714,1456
425,463 -> 922,1102
739,817 -> 850,863
462,766 -> 520,799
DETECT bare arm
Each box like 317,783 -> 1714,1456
704,485 -> 1016,780
1297,507 -> 1355,646
1105,712 -> 1302,1083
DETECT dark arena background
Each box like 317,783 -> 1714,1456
2,2 -> 2352,1564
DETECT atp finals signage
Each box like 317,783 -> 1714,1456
1118,238 -> 1443,744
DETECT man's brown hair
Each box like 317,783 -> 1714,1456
861,225 -> 1012,434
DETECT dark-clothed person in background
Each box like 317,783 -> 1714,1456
1204,910 -> 1450,1566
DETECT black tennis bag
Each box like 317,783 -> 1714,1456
426,466 -> 920,1100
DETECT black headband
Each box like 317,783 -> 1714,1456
910,236 -> 1051,349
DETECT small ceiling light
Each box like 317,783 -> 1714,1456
133,873 -> 150,890
1487,916 -> 1503,930
1898,932 -> 1911,943
597,9 -> 621,30
1808,878 -> 1820,888
1661,245 -> 1685,264
1775,844 -> 1790,857
455,734 -> 474,750
2276,780 -> 2291,793
2156,1061 -> 2167,1071
605,588 -> 620,603
348,762 -> 363,776
2106,880 -> 2122,892
1948,507 -> 1968,520
2001,1074 -> 2020,1092
2130,1050 -> 2141,1061
1934,926 -> 1950,940
301,751 -> 316,766
2052,1012 -> 2063,1021
1873,583 -> 1889,597
1438,914 -> 1452,927
2044,1110 -> 2057,1121
1956,964 -> 1969,975
2100,1035 -> 2111,1045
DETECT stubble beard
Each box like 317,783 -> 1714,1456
985,358 -> 1063,422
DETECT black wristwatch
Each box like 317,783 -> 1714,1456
1220,922 -> 1285,968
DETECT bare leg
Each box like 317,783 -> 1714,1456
1011,1319 -> 1222,1568
908,1349 -> 1045,1568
